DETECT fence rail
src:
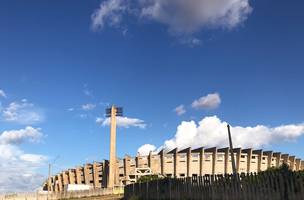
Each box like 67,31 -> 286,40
124,171 -> 304,200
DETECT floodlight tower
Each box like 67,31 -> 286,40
106,105 -> 123,188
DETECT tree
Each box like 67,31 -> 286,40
137,175 -> 161,183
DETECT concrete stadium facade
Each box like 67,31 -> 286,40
45,147 -> 304,192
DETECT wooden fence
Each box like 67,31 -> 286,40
124,171 -> 304,200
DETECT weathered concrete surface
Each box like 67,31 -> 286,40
0,194 -> 123,200
0,188 -> 124,200
65,195 -> 123,200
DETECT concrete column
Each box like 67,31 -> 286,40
212,148 -> 217,176
186,148 -> 191,177
273,152 -> 281,167
253,150 -> 263,172
206,147 -> 217,175
135,157 -> 139,168
93,162 -> 102,188
68,169 -> 76,184
124,156 -> 131,184
50,176 -> 55,192
172,148 -> 178,177
48,177 -> 52,192
55,175 -> 59,192
75,166 -> 83,184
62,171 -> 69,187
241,148 -> 252,173
295,159 -> 301,171
289,156 -> 296,171
301,161 -> 304,170
235,148 -> 242,173
258,151 -> 263,172
159,150 -> 165,176
108,106 -> 117,188
282,154 -> 289,165
102,160 -> 109,187
58,173 -> 63,192
50,176 -> 54,192
199,148 -> 205,176
84,164 -> 91,185
148,152 -> 152,168
93,163 -> 97,188
53,176 -> 56,191
246,149 -> 253,173
116,159 -> 120,186
264,151 -> 273,169
223,148 -> 229,174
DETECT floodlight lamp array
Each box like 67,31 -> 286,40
105,106 -> 123,117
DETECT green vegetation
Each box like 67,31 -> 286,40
238,163 -> 304,185
128,196 -> 140,200
137,175 -> 162,183
264,163 -> 291,173
262,163 -> 304,176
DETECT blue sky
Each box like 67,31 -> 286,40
0,0 -> 304,192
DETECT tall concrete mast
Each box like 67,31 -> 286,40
108,106 -> 117,188
106,105 -> 123,188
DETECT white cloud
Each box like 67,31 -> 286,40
67,108 -> 74,112
174,104 -> 186,116
83,84 -> 94,98
99,101 -> 110,107
137,144 -> 157,156
0,128 -> 47,193
83,89 -> 93,97
91,0 -> 127,31
2,99 -> 44,125
140,0 -> 252,34
79,114 -> 88,119
0,172 -> 45,193
19,154 -> 47,164
180,37 -> 202,46
192,93 -> 221,109
0,89 -> 6,98
96,117 -> 103,124
82,103 -> 96,111
160,116 -> 304,151
91,0 -> 252,38
96,116 -> 147,128
0,126 -> 43,145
